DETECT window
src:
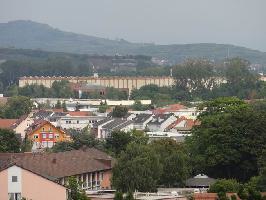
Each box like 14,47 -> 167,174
42,141 -> 48,147
8,193 -> 21,200
42,133 -> 47,139
49,134 -> 53,139
48,141 -> 54,148
33,135 -> 39,139
42,127 -> 45,131
49,127 -> 52,131
77,120 -> 79,124
55,134 -> 60,139
12,176 -> 18,182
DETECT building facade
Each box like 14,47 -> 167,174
0,165 -> 68,200
19,76 -> 174,94
27,120 -> 70,150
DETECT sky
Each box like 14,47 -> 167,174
0,0 -> 266,52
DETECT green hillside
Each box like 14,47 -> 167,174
0,20 -> 266,64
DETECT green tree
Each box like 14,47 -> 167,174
209,179 -> 240,194
3,96 -> 32,118
62,101 -> 67,112
224,58 -> 258,99
150,139 -> 190,187
114,191 -> 123,200
55,100 -> 62,109
52,127 -> 104,152
0,129 -> 20,152
20,135 -> 33,152
112,143 -> 162,192
106,87 -> 128,100
187,97 -> 266,181
51,80 -> 74,98
98,101 -> 108,113
105,130 -> 133,156
5,84 -> 19,97
67,176 -> 90,200
173,59 -> 216,100
111,105 -> 128,118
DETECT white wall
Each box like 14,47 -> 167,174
8,166 -> 22,194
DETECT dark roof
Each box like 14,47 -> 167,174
133,114 -> 153,124
0,148 -> 114,179
113,120 -> 133,131
102,119 -> 126,129
32,110 -> 53,120
186,175 -> 216,187
93,118 -> 112,128
148,114 -> 174,125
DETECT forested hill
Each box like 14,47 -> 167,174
1,20 -> 266,65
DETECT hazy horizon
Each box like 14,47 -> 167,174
1,0 -> 266,52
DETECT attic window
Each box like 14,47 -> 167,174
42,128 -> 45,131
12,176 -> 17,182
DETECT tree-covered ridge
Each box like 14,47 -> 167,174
1,20 -> 266,64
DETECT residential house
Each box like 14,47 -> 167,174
27,120 -> 70,150
100,119 -> 133,139
166,117 -> 200,134
91,118 -> 113,139
0,164 -> 68,200
0,148 -> 113,193
92,118 -> 134,139
153,104 -> 199,120
185,174 -> 216,188
146,131 -> 190,143
12,113 -> 35,139
133,114 -> 153,130
147,114 -> 177,132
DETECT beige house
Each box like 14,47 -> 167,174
0,165 -> 67,200
0,148 -> 114,199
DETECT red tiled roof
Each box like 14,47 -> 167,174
0,119 -> 18,129
194,193 -> 218,200
153,104 -> 187,114
167,117 -> 200,130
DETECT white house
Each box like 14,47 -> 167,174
147,114 -> 177,132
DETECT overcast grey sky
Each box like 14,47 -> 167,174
1,0 -> 266,51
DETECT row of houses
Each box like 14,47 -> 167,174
0,102 -> 200,151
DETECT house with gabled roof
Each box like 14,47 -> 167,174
0,164 -> 68,200
147,114 -> 177,132
133,114 -> 153,130
0,148 -> 114,197
26,120 -> 70,150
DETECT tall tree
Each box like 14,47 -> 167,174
173,59 -> 217,100
111,105 -> 128,118
3,96 -> 32,119
187,97 -> 266,181
0,129 -> 20,153
224,58 -> 258,99
150,139 -> 190,187
112,143 -> 162,192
